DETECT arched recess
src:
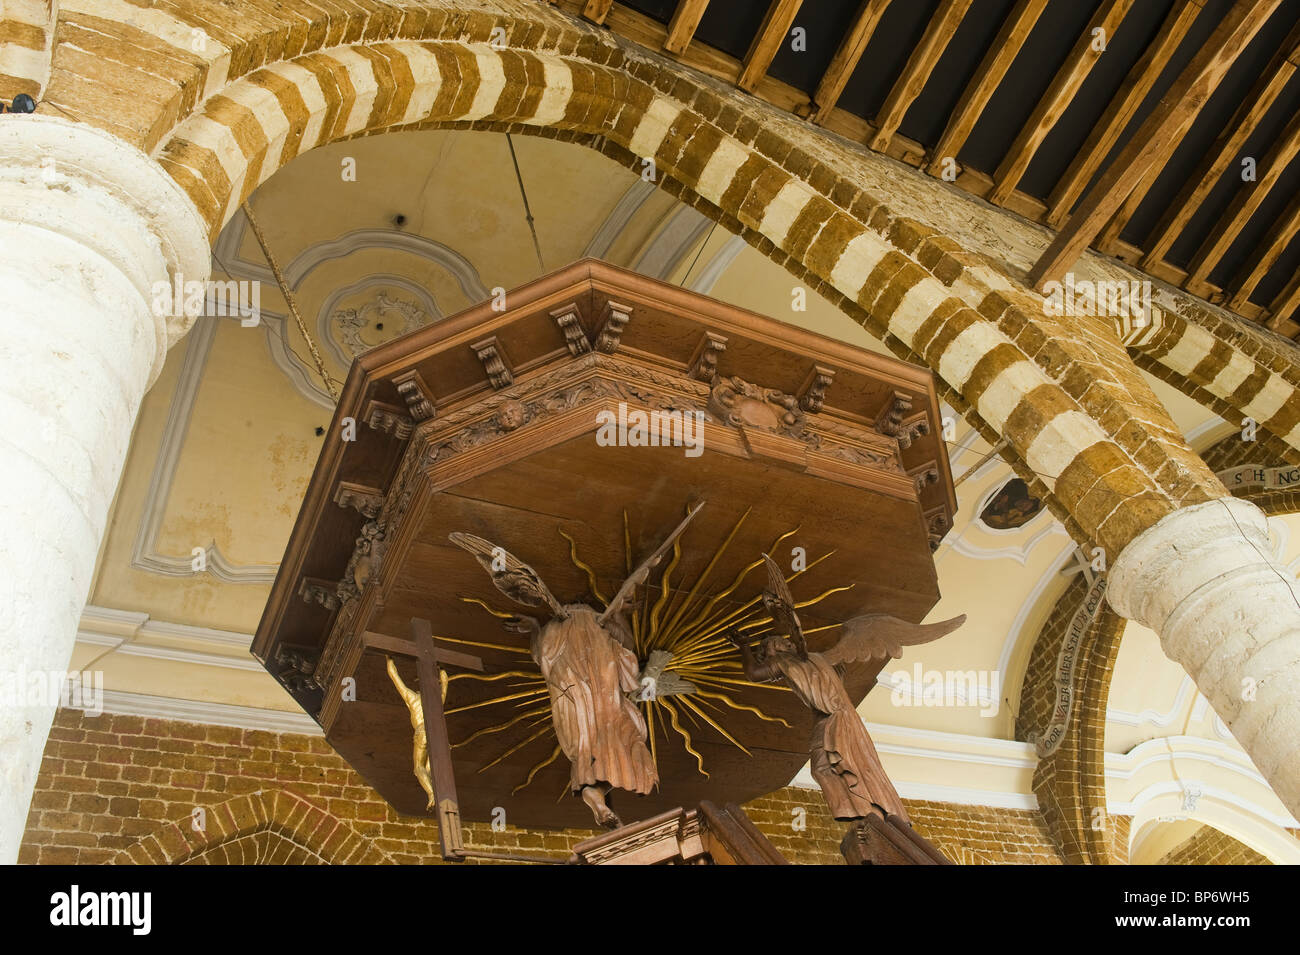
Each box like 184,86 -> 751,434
1125,775 -> 1300,866
115,11 -> 1233,561
1147,822 -> 1273,866
111,790 -> 391,865
183,828 -> 328,864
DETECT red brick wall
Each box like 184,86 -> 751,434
22,708 -> 1062,864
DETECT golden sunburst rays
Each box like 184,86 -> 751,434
436,508 -> 846,796
559,528 -> 608,606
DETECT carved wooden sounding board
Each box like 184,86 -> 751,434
254,259 -> 957,832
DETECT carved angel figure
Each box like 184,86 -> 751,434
450,503 -> 704,829
729,555 -> 965,823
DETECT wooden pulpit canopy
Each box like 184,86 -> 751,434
254,259 -> 957,830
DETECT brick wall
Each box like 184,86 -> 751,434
1157,826 -> 1272,866
1016,573 -> 1126,864
21,709 -> 1062,865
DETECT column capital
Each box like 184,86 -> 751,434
1107,497 -> 1278,630
1109,496 -> 1300,814
0,114 -> 210,381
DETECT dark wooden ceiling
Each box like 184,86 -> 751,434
556,0 -> 1300,341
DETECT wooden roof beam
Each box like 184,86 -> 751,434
739,0 -> 805,92
926,0 -> 1048,177
869,0 -> 972,153
664,0 -> 711,55
1142,18 -> 1300,269
582,0 -> 615,25
811,0 -> 891,123
1186,108 -> 1300,291
989,0 -> 1135,207
1266,269 -> 1300,334
1227,187 -> 1300,311
1028,0 -> 1282,293
1047,0 -> 1201,229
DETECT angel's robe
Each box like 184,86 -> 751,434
532,606 -> 658,795
772,651 -> 910,822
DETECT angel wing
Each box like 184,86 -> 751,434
448,532 -> 566,619
761,553 -> 806,658
822,613 -> 966,666
597,501 -> 705,625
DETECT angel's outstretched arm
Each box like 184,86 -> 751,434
597,501 -> 705,626
726,630 -> 781,683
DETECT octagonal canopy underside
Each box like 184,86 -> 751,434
255,259 -> 956,831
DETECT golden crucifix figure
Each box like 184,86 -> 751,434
385,655 -> 448,811
450,502 -> 704,829
729,556 -> 965,823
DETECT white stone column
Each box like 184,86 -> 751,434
0,115 -> 209,861
1109,497 -> 1300,819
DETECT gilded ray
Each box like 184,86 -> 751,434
560,528 -> 608,606
695,688 -> 793,728
478,722 -> 555,774
659,507 -> 750,638
660,698 -> 707,777
459,595 -> 518,619
446,670 -> 544,685
677,693 -> 751,756
512,744 -> 563,795
452,704 -> 550,749
443,687 -> 548,716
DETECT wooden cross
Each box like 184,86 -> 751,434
364,621 -> 482,861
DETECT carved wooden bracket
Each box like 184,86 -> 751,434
392,369 -> 435,422
897,411 -> 932,450
364,400 -> 414,439
596,301 -> 632,353
274,643 -> 320,692
924,505 -> 952,551
798,365 -> 836,413
688,331 -> 728,382
470,336 -> 514,389
334,481 -> 384,518
876,390 -> 914,438
909,463 -> 941,494
550,303 -> 590,356
298,577 -> 341,611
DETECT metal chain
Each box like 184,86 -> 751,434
242,200 -> 339,402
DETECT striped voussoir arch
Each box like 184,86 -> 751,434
1127,307 -> 1300,455
0,0 -> 54,103
154,38 -> 1230,557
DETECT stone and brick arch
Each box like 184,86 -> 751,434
0,0 -> 53,105
1127,308 -> 1300,462
112,789 -> 391,865
34,2 -> 1233,562
1200,432 -> 1300,516
1015,572 -> 1127,865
